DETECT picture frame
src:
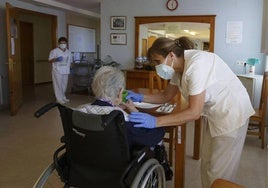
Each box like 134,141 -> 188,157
110,16 -> 126,30
110,33 -> 127,45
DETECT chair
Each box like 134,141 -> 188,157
33,103 -> 166,188
148,71 -> 168,91
247,71 -> 268,149
211,179 -> 245,188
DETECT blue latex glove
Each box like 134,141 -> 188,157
55,56 -> 63,62
129,112 -> 156,129
126,90 -> 144,102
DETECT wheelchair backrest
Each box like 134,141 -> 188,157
58,105 -> 131,168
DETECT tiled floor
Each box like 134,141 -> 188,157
0,84 -> 267,188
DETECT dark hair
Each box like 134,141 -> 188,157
58,37 -> 68,43
175,36 -> 195,50
147,36 -> 194,61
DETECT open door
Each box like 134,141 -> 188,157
6,3 -> 23,115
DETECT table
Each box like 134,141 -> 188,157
193,118 -> 201,160
126,69 -> 201,160
132,88 -> 188,188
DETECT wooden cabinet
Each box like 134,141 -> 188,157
125,69 -> 167,90
125,69 -> 154,89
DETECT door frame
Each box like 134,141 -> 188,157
6,2 -> 22,115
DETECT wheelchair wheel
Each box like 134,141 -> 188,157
131,158 -> 166,188
33,163 -> 64,188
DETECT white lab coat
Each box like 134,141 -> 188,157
170,50 -> 255,136
170,50 -> 255,187
48,47 -> 72,102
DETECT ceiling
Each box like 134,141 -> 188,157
18,0 -> 101,17
53,0 -> 100,13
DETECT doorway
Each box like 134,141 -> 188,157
20,21 -> 34,86
18,9 -> 57,103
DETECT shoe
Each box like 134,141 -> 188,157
57,100 -> 66,104
63,98 -> 70,102
154,145 -> 173,181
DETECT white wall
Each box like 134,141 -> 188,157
100,0 -> 265,75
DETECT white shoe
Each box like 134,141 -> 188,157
63,98 -> 70,102
57,100 -> 66,104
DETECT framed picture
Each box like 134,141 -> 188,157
111,16 -> 126,30
110,33 -> 127,45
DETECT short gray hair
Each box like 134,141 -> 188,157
92,66 -> 125,102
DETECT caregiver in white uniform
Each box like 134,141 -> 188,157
127,37 -> 255,188
49,37 -> 72,104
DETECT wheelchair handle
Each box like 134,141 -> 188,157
34,102 -> 59,118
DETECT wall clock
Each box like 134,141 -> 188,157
166,0 -> 178,11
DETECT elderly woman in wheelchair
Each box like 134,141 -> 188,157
34,66 -> 173,188
77,66 -> 173,181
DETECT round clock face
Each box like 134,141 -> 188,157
166,0 -> 178,11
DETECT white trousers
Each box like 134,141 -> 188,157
52,70 -> 69,102
200,117 -> 249,188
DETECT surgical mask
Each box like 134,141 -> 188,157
59,43 -> 67,49
155,57 -> 175,80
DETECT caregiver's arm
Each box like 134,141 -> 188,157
156,90 -> 205,127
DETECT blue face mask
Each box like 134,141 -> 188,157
155,57 -> 175,80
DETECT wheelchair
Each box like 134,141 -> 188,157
33,102 -> 166,188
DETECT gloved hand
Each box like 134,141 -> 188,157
126,90 -> 144,102
55,56 -> 63,62
129,112 -> 156,129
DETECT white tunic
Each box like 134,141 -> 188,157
48,47 -> 72,74
170,50 -> 255,137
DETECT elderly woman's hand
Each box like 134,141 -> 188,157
120,99 -> 138,113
